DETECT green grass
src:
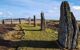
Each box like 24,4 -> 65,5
18,23 -> 58,41
8,24 -> 58,50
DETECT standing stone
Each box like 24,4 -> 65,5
11,19 -> 13,24
19,18 -> 21,24
2,19 -> 4,24
28,17 -> 31,25
58,1 -> 79,49
70,12 -> 79,49
41,12 -> 45,31
34,15 -> 36,27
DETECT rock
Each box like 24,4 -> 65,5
34,15 -> 36,27
41,12 -> 46,31
58,1 -> 79,49
28,17 -> 31,25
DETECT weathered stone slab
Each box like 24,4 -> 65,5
58,1 -> 79,49
41,12 -> 45,31
34,15 -> 36,27
28,17 -> 31,25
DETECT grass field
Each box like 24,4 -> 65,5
18,24 -> 58,40
13,23 -> 59,50
0,23 -> 59,50
0,23 -> 80,50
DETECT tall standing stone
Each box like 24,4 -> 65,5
11,19 -> 13,24
19,18 -> 21,24
70,12 -> 79,49
2,19 -> 4,24
34,15 -> 36,27
41,12 -> 45,31
58,1 -> 79,49
28,17 -> 31,25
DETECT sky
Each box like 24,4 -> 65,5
0,0 -> 80,20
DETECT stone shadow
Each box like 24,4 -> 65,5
0,39 -> 60,49
23,29 -> 41,31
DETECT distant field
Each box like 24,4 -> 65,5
0,19 -> 41,24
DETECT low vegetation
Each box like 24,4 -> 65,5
0,23 -> 58,50
14,23 -> 58,50
18,24 -> 58,41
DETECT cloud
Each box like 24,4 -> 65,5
0,0 -> 79,20
71,5 -> 80,20
0,11 -> 13,19
72,6 -> 80,10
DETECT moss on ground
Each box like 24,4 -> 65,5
18,24 -> 58,41
0,24 -> 58,50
